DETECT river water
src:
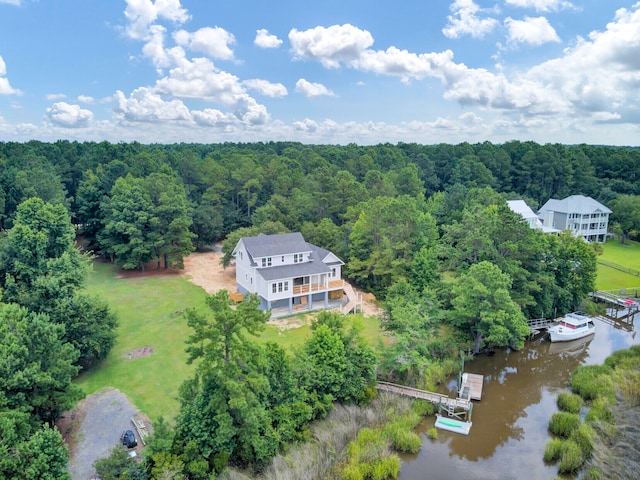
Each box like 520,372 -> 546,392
399,313 -> 639,480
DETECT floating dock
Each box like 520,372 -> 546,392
458,372 -> 484,401
435,414 -> 472,435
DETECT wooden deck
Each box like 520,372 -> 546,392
458,373 -> 484,401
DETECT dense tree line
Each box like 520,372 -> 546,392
0,198 -> 118,479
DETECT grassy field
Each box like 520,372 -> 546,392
596,239 -> 640,290
77,262 -> 382,421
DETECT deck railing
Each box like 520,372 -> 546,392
292,279 -> 344,295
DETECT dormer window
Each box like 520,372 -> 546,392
261,257 -> 272,267
293,253 -> 302,263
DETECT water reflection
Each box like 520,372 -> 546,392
399,316 -> 640,480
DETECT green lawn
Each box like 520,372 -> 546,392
599,238 -> 640,269
596,239 -> 640,290
77,263 -> 209,421
77,262 -> 383,422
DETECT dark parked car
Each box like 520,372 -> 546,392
120,430 -> 137,448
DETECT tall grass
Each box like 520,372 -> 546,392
259,393 -> 413,480
556,392 -> 583,414
571,365 -> 614,401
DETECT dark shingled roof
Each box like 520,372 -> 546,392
242,232 -> 311,258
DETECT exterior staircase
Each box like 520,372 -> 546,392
341,281 -> 360,315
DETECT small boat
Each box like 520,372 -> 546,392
548,311 -> 596,342
434,415 -> 472,435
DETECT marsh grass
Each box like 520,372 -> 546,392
260,393 -> 413,480
570,423 -> 595,459
548,412 -> 580,438
544,438 -> 564,463
556,392 -> 583,414
585,398 -> 613,424
571,365 -> 614,401
558,440 -> 583,474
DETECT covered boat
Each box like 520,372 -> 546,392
548,312 -> 596,342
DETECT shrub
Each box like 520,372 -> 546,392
549,412 -> 580,438
558,440 -> 584,474
544,438 -> 564,463
571,365 -> 614,401
357,385 -> 378,406
426,428 -> 438,440
570,423 -> 595,459
557,392 -> 583,414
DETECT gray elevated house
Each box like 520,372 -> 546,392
232,232 -> 357,316
537,195 -> 611,242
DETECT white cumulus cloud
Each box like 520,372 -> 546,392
0,55 -> 21,95
242,79 -> 288,98
505,16 -> 561,46
173,26 -> 235,60
295,79 -> 335,97
191,108 -> 236,127
123,0 -> 190,40
77,95 -> 95,104
254,29 -> 283,48
289,24 -> 374,68
442,0 -> 499,39
46,102 -> 93,128
114,87 -> 192,122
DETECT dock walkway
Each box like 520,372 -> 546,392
376,374 -> 483,422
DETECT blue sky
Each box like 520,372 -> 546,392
0,0 -> 639,145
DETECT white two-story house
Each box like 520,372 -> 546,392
507,200 -> 560,234
232,232 -> 348,315
537,195 -> 611,242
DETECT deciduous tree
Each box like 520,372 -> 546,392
449,261 -> 529,354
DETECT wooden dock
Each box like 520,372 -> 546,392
458,373 -> 484,401
376,380 -> 480,421
526,317 -> 556,334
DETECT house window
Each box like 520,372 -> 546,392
282,256 -> 284,262
331,268 -> 337,278
239,251 -> 243,260
250,277 -> 253,285
294,253 -> 301,263
261,257 -> 272,267
278,282 -> 283,292
284,281 -> 289,291
272,283 -> 277,294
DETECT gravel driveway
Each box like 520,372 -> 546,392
62,388 -> 150,480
